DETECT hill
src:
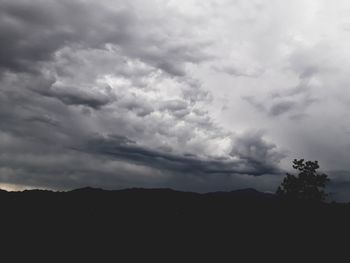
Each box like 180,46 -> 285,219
0,187 -> 349,260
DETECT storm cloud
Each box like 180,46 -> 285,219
1,0 -> 350,200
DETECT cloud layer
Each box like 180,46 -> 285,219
1,0 -> 350,200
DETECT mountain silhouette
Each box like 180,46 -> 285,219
1,187 -> 349,260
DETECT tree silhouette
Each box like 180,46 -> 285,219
276,159 -> 330,202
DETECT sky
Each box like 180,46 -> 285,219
1,0 -> 350,201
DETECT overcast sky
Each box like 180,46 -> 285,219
1,0 -> 350,200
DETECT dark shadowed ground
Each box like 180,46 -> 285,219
0,187 -> 349,260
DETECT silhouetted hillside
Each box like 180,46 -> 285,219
1,187 -> 349,260
1,186 -> 350,221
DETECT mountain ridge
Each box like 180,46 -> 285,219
0,186 -> 272,196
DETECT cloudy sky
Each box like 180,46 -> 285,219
1,0 -> 350,200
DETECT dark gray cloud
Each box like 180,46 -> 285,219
24,115 -> 60,128
269,101 -> 296,116
243,71 -> 318,118
82,133 -> 283,177
0,60 -> 285,191
34,84 -> 113,109
0,0 -> 210,77
213,64 -> 264,78
230,132 -> 286,175
0,128 -> 284,192
0,0 -> 286,194
0,0 -> 84,73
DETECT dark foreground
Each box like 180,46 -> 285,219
1,187 -> 349,260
